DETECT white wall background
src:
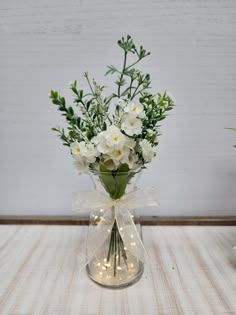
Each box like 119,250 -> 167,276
0,0 -> 236,216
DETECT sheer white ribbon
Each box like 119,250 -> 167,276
72,188 -> 159,269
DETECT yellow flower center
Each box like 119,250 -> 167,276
113,135 -> 120,142
75,147 -> 81,153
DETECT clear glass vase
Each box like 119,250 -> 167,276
86,170 -> 144,289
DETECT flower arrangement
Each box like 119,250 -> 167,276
50,35 -> 175,181
49,35 -> 175,285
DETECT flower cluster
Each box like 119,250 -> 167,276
50,35 -> 175,173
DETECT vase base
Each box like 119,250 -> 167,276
86,262 -> 144,289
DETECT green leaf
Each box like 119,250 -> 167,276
98,164 -> 130,200
99,165 -> 116,197
112,164 -> 129,199
105,65 -> 118,76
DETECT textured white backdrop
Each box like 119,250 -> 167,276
0,0 -> 236,216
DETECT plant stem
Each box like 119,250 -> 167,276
114,222 -> 117,276
131,82 -> 142,100
106,219 -> 128,277
126,58 -> 142,70
118,51 -> 127,98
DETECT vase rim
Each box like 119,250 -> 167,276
89,168 -> 142,176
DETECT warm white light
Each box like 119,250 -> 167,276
131,242 -> 136,246
130,234 -> 134,238
100,208 -> 104,213
96,262 -> 101,267
117,266 -> 122,270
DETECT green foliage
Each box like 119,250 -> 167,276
99,164 -> 130,199
49,35 -> 175,155
105,35 -> 151,99
139,92 -> 175,145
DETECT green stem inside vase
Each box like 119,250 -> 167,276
106,220 -> 128,277
98,164 -> 131,277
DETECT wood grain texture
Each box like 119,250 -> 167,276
0,215 -> 236,225
0,0 -> 236,216
0,225 -> 235,314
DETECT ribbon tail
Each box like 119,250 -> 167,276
77,207 -> 115,271
116,207 -> 149,264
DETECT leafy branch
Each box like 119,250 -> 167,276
50,90 -> 91,143
105,35 -> 151,100
139,92 -> 175,145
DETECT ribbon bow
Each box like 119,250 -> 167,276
72,187 -> 159,269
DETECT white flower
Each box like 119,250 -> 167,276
105,126 -> 126,148
85,143 -> 99,163
121,114 -> 142,136
124,137 -> 136,150
93,132 -> 110,154
121,151 -> 138,170
109,147 -> 129,163
124,102 -> 145,118
70,141 -> 98,172
93,126 -> 127,154
70,141 -> 87,157
102,156 -> 118,170
140,139 -> 154,162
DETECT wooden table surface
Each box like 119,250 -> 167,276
0,225 -> 235,315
